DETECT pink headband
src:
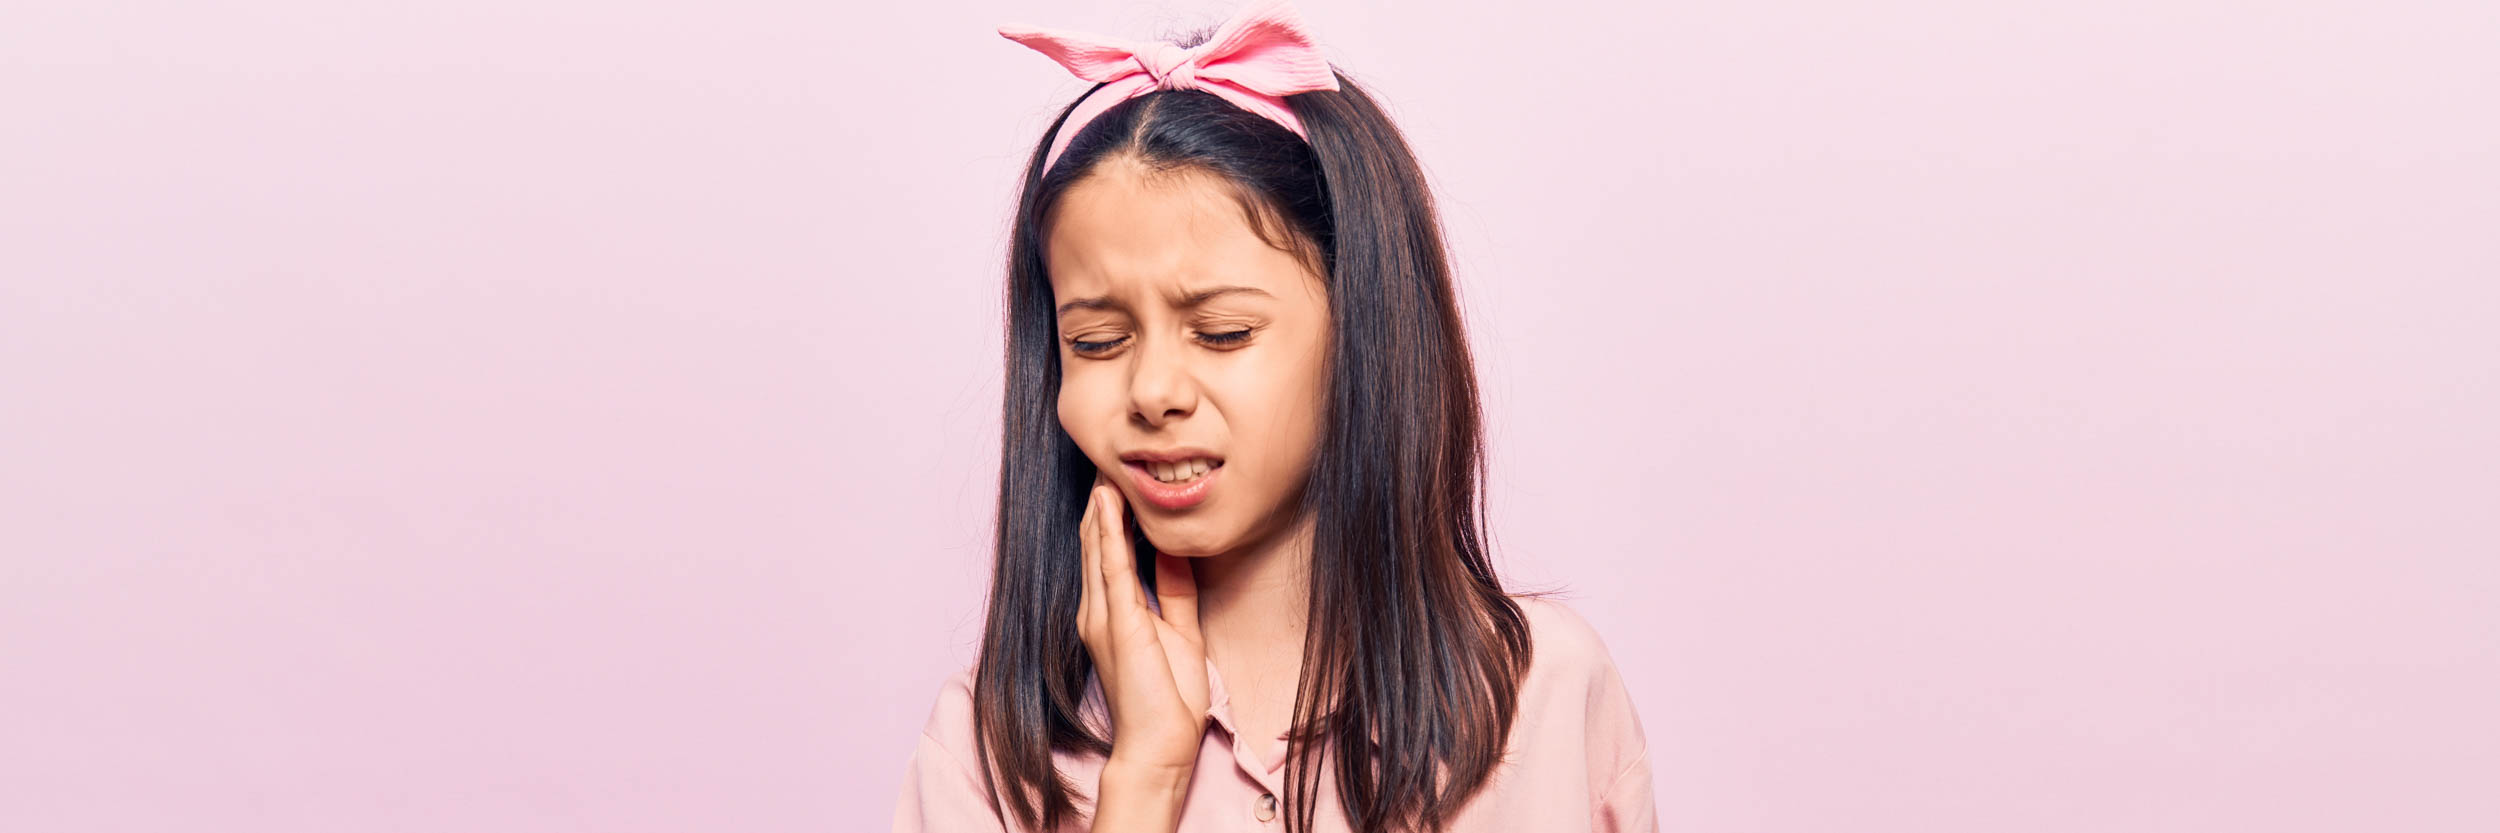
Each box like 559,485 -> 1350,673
997,0 -> 1341,175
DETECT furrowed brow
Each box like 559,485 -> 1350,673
1056,285 -> 1274,316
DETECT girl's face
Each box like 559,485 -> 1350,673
1046,160 -> 1331,557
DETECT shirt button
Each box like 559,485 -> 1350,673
1254,792 -> 1277,822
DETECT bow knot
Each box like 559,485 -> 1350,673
1139,42 -> 1201,90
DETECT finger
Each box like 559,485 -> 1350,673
1153,552 -> 1201,643
1097,486 -> 1143,615
1078,484 -> 1103,644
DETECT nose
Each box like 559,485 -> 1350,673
1126,328 -> 1199,427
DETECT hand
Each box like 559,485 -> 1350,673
1078,470 -> 1211,774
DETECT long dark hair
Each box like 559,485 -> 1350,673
974,37 -> 1543,833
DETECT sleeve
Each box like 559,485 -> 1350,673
1590,744 -> 1657,833
892,670 -> 1011,832
1573,605 -> 1660,833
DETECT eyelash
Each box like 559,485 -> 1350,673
1071,328 -> 1253,355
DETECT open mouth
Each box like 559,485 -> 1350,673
1138,458 -> 1223,485
1121,457 -> 1226,511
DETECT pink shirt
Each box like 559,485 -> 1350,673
892,595 -> 1657,832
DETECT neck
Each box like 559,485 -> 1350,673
1189,508 -> 1315,668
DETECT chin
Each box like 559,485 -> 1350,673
1133,521 -> 1231,557
1140,538 -> 1228,558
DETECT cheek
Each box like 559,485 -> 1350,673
1057,371 -> 1120,469
1281,341 -> 1331,470
1229,348 -> 1330,483
1055,377 -> 1092,453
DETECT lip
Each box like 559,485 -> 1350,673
1123,459 -> 1225,511
1119,446 -> 1225,465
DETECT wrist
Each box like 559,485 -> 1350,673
1102,755 -> 1195,791
1095,758 -> 1193,832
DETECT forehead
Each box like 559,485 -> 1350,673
1042,162 -> 1318,300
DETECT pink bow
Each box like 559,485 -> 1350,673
998,0 -> 1341,174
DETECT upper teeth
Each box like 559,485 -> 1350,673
1148,458 -> 1219,482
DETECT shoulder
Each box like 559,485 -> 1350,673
912,660 -> 1109,773
1506,593 -> 1649,760
1458,595 -> 1655,829
1512,593 -> 1627,690
1503,594 -> 1653,815
914,664 -> 986,774
895,664 -> 1020,831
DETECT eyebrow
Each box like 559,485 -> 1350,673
1056,284 -> 1274,316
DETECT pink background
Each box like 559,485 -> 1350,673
4,0 -> 2495,830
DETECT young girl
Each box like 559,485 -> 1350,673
894,1 -> 1656,830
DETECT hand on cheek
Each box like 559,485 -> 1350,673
1077,467 -> 1210,774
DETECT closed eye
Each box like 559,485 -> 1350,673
1069,328 -> 1256,356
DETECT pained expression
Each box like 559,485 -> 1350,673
1047,159 -> 1331,556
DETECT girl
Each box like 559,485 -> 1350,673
894,1 -> 1656,830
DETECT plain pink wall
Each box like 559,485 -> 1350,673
4,0 -> 2494,830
